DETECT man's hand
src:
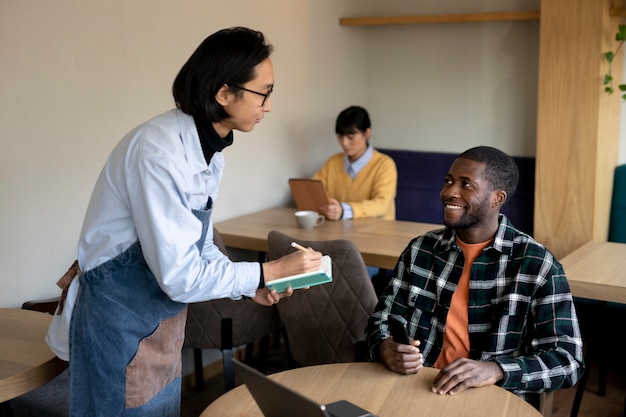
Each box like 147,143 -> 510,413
431,357 -> 504,395
379,337 -> 423,375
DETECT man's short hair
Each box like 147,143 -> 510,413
172,27 -> 273,123
457,146 -> 519,201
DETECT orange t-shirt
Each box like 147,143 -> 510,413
433,238 -> 491,369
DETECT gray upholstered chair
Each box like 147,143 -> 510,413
266,230 -> 378,366
184,228 -> 281,391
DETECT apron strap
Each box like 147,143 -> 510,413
55,259 -> 81,315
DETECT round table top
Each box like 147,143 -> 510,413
201,362 -> 542,417
0,308 -> 67,402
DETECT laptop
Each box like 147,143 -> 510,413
232,359 -> 377,417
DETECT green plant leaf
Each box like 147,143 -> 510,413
618,24 -> 626,41
602,25 -> 626,100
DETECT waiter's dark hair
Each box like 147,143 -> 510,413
173,27 -> 273,123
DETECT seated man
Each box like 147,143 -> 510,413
365,146 -> 584,409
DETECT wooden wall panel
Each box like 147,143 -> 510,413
535,0 -> 623,258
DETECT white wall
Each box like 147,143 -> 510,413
354,0 -> 540,156
1,0 -> 625,311
0,0 -> 360,308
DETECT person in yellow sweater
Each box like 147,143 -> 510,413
312,106 -> 397,220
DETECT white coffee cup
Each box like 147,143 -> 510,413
294,210 -> 325,230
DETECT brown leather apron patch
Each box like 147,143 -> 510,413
125,306 -> 188,408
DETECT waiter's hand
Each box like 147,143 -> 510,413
319,198 -> 343,221
257,248 -> 322,305
379,336 -> 423,375
263,248 -> 322,279
252,287 -> 293,306
431,358 -> 504,395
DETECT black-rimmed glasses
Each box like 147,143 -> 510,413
232,85 -> 273,106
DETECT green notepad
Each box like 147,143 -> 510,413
265,255 -> 332,293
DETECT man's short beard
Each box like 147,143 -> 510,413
444,213 -> 481,230
443,199 -> 490,230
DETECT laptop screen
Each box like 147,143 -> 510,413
232,358 -> 330,417
232,359 -> 376,417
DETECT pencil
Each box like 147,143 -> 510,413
290,241 -> 311,252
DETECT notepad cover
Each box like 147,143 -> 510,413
265,255 -> 332,293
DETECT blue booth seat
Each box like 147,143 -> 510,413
377,148 -> 535,236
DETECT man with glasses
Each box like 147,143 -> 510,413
232,84 -> 273,107
57,27 -> 322,417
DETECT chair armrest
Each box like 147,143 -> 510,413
22,297 -> 60,315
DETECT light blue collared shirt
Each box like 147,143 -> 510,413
78,109 -> 260,303
341,145 -> 373,219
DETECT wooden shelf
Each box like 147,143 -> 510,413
339,7 -> 626,27
339,11 -> 540,26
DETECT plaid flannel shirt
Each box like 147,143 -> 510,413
366,214 -> 584,404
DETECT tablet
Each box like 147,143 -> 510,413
289,178 -> 332,211
265,255 -> 332,293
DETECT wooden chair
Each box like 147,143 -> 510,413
8,299 -> 69,417
266,230 -> 378,367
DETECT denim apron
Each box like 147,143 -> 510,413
70,207 -> 212,417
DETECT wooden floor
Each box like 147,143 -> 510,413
181,340 -> 625,417
180,347 -> 291,417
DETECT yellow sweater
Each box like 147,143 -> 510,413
312,150 -> 397,220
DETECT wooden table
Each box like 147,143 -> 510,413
200,362 -> 541,417
214,207 -> 442,270
0,309 -> 67,405
560,240 -> 626,304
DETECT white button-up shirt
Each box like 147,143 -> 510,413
78,109 -> 260,303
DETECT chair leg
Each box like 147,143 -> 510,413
192,348 -> 205,392
539,391 -> 554,417
596,301 -> 608,397
244,342 -> 255,365
570,299 -> 609,417
221,318 -> 235,391
257,335 -> 270,373
570,368 -> 588,417
0,401 -> 15,417
570,338 -> 594,417
279,325 -> 300,369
